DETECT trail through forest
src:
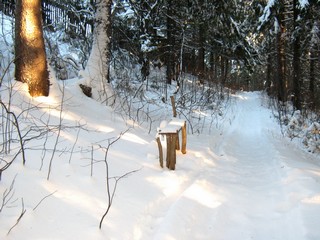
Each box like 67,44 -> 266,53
136,92 -> 320,240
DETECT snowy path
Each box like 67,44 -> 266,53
207,92 -> 304,240
135,92 -> 320,240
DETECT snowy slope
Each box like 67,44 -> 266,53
1,82 -> 320,240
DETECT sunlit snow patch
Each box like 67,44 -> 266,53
184,180 -> 222,209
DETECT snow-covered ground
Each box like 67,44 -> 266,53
1,79 -> 320,240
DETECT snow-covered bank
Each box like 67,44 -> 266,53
1,86 -> 320,239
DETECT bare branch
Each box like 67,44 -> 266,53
47,81 -> 65,180
97,129 -> 140,229
99,168 -> 141,229
0,100 -> 26,166
69,127 -> 81,164
33,190 -> 58,211
7,198 -> 26,235
0,175 -> 17,212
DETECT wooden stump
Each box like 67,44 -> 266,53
181,121 -> 187,154
170,96 -> 177,117
157,119 -> 187,170
175,133 -> 180,151
156,137 -> 164,168
166,133 -> 177,170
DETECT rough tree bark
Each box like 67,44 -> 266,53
166,0 -> 175,85
292,0 -> 302,110
15,0 -> 49,97
275,12 -> 286,102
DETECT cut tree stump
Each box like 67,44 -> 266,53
157,118 -> 187,170
156,137 -> 164,168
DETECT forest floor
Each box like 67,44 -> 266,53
1,79 -> 320,239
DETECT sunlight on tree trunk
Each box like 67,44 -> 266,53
15,0 -> 49,97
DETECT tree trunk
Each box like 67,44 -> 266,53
308,4 -> 319,110
265,36 -> 272,95
275,14 -> 286,102
197,22 -> 206,84
15,0 -> 49,97
139,1 -> 150,83
166,0 -> 175,85
292,0 -> 302,110
309,47 -> 316,109
85,0 -> 113,103
197,0 -> 206,84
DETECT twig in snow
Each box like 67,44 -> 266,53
69,126 -> 81,164
97,129 -> 142,229
0,175 -> 17,212
33,190 -> 58,211
7,198 -> 26,235
47,81 -> 65,180
99,167 -> 141,229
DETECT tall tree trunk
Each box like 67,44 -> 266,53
197,22 -> 206,84
196,0 -> 206,84
265,36 -> 272,95
309,49 -> 315,109
209,51 -> 217,84
292,0 -> 302,110
139,1 -> 150,83
166,0 -> 175,85
15,0 -> 49,97
308,4 -> 319,110
220,56 -> 229,86
266,52 -> 272,95
275,13 -> 286,102
85,0 -> 113,103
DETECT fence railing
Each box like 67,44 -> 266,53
0,0 -> 95,38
